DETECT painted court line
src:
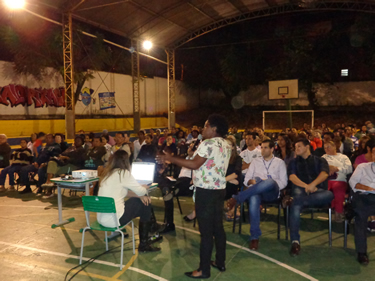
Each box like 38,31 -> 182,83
174,224 -> 319,281
0,241 -> 167,281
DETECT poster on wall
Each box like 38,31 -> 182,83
99,92 -> 116,110
80,87 -> 94,106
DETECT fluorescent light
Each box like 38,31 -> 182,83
341,69 -> 348,77
143,40 -> 152,50
4,0 -> 25,9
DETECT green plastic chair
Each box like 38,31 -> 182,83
80,196 -> 135,270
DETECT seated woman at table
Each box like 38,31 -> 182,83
97,150 -> 161,253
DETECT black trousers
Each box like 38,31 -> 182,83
352,192 -> 375,254
163,177 -> 193,224
195,187 -> 226,275
119,197 -> 152,226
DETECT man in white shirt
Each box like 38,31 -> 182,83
349,138 -> 375,266
240,132 -> 261,174
227,140 -> 288,251
133,130 -> 146,160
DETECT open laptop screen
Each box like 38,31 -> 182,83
131,162 -> 155,182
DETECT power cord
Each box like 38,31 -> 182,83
64,239 -> 138,281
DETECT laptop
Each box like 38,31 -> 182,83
131,162 -> 156,185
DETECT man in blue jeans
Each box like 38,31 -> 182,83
288,138 -> 333,257
227,139 -> 288,251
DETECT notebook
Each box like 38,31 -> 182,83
131,162 -> 156,185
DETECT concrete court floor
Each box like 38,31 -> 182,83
0,186 -> 374,281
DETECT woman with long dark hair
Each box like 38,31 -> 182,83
97,150 -> 160,253
274,133 -> 295,167
224,135 -> 242,221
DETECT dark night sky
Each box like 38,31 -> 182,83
1,8 -> 374,83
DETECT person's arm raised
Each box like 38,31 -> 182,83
159,151 -> 207,170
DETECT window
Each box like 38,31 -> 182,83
341,69 -> 349,77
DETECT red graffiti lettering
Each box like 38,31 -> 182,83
0,84 -> 66,108
0,84 -> 26,106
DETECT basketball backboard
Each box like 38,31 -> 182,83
268,79 -> 299,100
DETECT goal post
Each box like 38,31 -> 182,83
262,110 -> 314,132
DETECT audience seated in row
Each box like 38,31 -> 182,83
1,122 -> 375,266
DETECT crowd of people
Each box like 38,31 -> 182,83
1,118 -> 375,277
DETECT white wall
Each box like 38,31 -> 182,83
0,61 -> 199,117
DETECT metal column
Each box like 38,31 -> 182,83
62,12 -> 75,139
131,40 -> 141,133
166,48 -> 176,129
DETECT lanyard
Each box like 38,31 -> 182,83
262,157 -> 275,175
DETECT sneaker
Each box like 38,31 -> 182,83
19,187 -> 32,194
367,221 -> 375,233
290,241 -> 301,257
0,187 -> 6,192
148,233 -> 163,244
8,186 -> 16,191
335,212 -> 344,223
36,187 -> 44,197
42,193 -> 55,199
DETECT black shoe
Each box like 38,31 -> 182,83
290,242 -> 301,257
138,221 -> 161,253
184,271 -> 210,279
19,187 -> 32,194
138,242 -> 161,252
358,253 -> 369,266
183,216 -> 195,222
210,261 -> 225,272
159,223 -> 175,234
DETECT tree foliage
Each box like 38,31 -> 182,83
0,23 -> 132,104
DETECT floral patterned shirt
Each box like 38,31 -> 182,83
192,137 -> 232,190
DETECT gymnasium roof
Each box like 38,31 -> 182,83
25,0 -> 375,48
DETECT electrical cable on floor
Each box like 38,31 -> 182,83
64,239 -> 138,281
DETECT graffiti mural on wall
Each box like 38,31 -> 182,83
0,84 -> 65,108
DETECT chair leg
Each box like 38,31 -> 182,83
176,196 -> 183,215
119,231 -> 124,270
243,202 -> 247,222
285,206 -> 289,240
239,203 -> 243,235
79,229 -> 87,265
329,208 -> 332,247
344,219 -> 348,249
193,217 -> 196,228
232,204 -> 238,233
131,221 -> 135,255
277,203 -> 281,240
105,231 -> 109,251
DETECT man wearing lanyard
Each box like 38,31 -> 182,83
157,114 -> 231,279
227,139 -> 288,251
349,138 -> 375,265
